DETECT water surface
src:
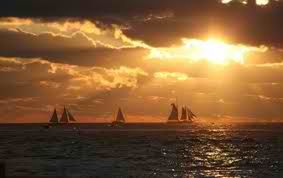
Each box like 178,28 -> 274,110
0,123 -> 282,177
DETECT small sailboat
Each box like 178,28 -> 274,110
43,108 -> 59,128
46,107 -> 76,128
49,108 -> 59,124
111,107 -> 126,126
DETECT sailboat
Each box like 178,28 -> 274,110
167,104 -> 197,124
47,107 -> 76,126
111,107 -> 126,126
49,108 -> 59,124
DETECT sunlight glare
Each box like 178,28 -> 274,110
256,0 -> 269,6
183,38 -> 246,64
148,38 -> 267,64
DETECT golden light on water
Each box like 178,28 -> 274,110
148,38 -> 267,64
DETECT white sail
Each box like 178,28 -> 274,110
49,108 -> 59,123
168,103 -> 179,121
60,107 -> 69,123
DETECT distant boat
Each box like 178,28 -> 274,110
167,104 -> 196,123
48,107 -> 76,126
111,107 -> 126,126
49,108 -> 59,124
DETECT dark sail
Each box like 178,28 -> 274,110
60,107 -> 69,123
168,103 -> 179,121
67,110 -> 76,121
116,107 -> 126,122
49,108 -> 59,123
180,107 -> 187,121
187,108 -> 196,121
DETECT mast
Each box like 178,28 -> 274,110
60,107 -> 69,123
49,108 -> 59,123
116,107 -> 126,123
168,103 -> 179,121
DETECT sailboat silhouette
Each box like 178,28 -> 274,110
167,104 -> 197,124
111,107 -> 126,126
48,106 -> 76,126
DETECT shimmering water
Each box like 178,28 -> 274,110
0,123 -> 283,177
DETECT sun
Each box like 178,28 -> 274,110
148,38 -> 267,64
183,38 -> 247,64
200,39 -> 231,64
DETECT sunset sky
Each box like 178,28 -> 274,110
1,0 -> 283,123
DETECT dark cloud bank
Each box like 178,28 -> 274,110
1,0 -> 283,47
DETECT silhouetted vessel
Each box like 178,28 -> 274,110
111,107 -> 126,126
45,107 -> 76,128
167,104 -> 196,124
49,108 -> 59,124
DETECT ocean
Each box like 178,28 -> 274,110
0,123 -> 282,177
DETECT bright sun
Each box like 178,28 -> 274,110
148,38 -> 267,64
184,38 -> 246,64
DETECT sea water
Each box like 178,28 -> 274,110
0,123 -> 282,177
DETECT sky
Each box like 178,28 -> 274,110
1,0 -> 283,123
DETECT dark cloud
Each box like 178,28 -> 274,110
0,29 -> 149,67
1,0 -> 283,47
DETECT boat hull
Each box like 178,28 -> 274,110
111,121 -> 125,127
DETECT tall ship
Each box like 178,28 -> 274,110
49,107 -> 76,124
111,107 -> 126,126
167,103 -> 196,123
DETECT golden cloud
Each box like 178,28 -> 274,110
154,72 -> 189,81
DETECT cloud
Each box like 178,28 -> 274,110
154,72 -> 189,81
0,1 -> 283,47
0,57 -> 151,121
0,57 -> 149,99
0,28 -> 150,67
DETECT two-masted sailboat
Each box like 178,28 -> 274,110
167,103 -> 196,123
111,107 -> 126,126
49,107 -> 76,125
